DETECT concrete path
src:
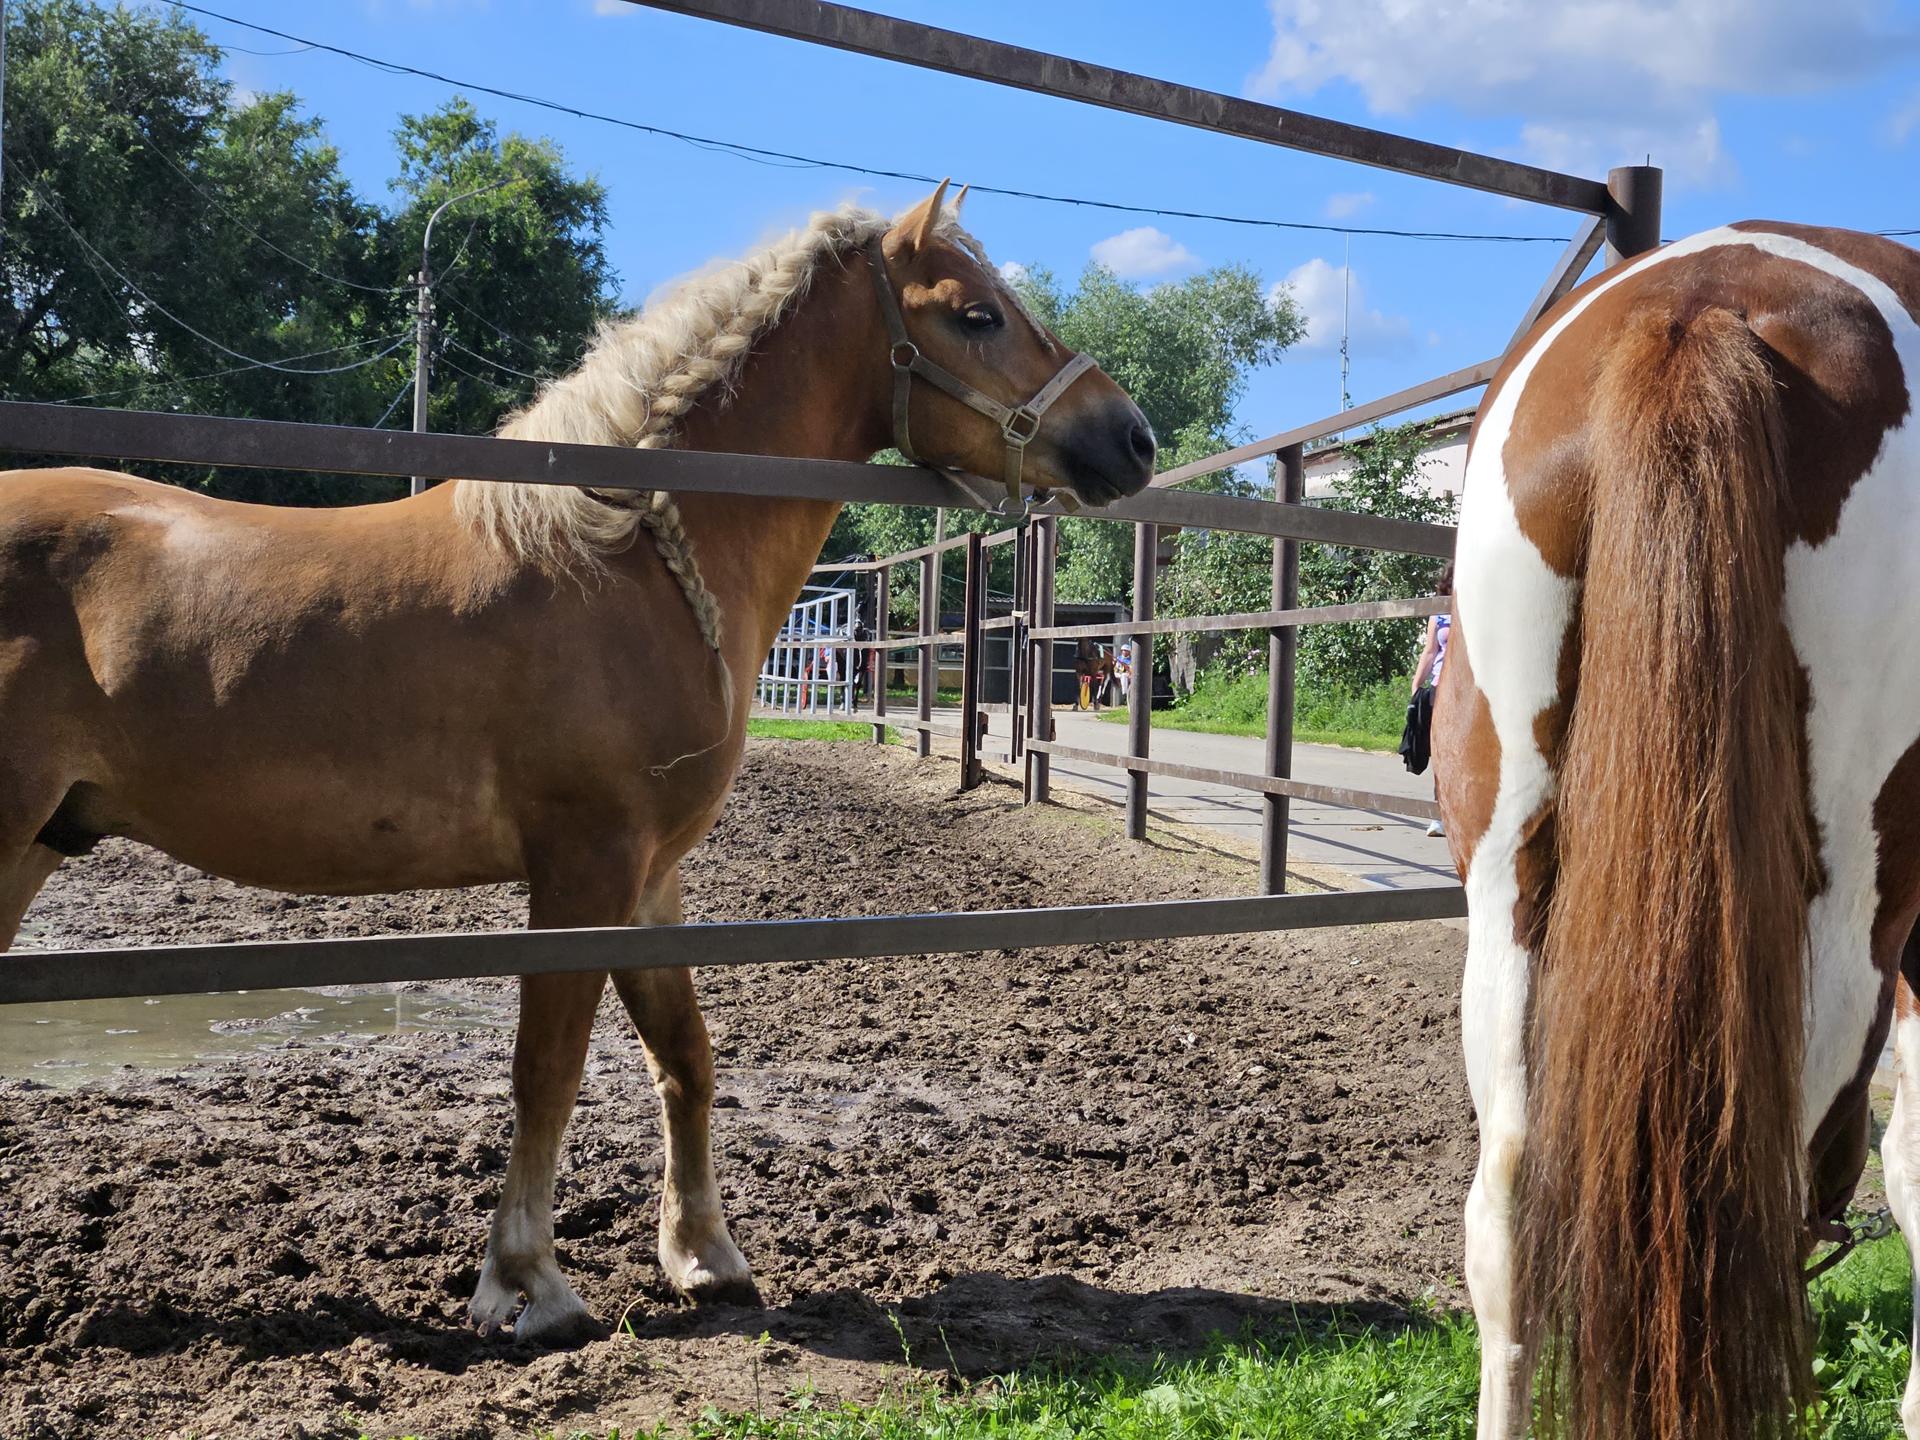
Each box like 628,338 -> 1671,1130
1031,710 -> 1455,892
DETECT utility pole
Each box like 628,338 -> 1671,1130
410,176 -> 518,496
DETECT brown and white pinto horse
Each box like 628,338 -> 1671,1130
1436,223 -> 1920,1439
0,186 -> 1153,1343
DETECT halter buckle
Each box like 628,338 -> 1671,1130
1002,406 -> 1043,447
889,341 -> 920,371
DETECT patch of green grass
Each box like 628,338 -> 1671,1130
385,1249 -> 1904,1440
1097,669 -> 1413,752
746,718 -> 897,744
885,686 -> 963,707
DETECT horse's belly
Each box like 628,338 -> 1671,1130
82,770 -> 526,896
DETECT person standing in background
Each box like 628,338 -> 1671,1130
1408,563 -> 1454,838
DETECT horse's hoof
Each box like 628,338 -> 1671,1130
681,1273 -> 764,1309
514,1293 -> 608,1347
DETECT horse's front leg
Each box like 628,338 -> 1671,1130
612,869 -> 758,1304
471,853 -> 644,1344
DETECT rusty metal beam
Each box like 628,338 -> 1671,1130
626,1 -> 1609,214
1150,358 -> 1499,490
1028,739 -> 1441,821
1028,594 -> 1446,642
0,886 -> 1466,1007
0,402 -> 1452,555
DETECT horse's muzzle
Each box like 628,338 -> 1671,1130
1059,398 -> 1156,506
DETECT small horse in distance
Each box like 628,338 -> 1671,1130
1436,223 -> 1920,1439
0,183 -> 1155,1343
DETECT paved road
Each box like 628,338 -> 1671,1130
1010,709 -> 1457,892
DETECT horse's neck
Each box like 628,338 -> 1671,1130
663,260 -> 891,660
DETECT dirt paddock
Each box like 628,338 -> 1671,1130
0,741 -> 1472,1439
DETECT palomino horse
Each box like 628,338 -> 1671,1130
1435,223 -> 1919,1439
0,184 -> 1154,1343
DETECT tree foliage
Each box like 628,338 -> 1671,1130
1295,423 -> 1456,692
0,1 -> 615,504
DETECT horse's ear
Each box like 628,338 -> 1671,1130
896,178 -> 951,255
952,183 -> 971,217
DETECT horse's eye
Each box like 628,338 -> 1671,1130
960,304 -> 1003,332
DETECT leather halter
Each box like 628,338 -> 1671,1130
865,237 -> 1096,513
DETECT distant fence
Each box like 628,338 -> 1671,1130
0,0 -> 1665,1006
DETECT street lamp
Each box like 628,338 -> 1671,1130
410,176 -> 522,496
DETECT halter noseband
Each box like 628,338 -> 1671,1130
866,238 -> 1096,513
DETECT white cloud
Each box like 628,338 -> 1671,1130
1891,88 -> 1920,145
998,260 -> 1031,284
1090,226 -> 1198,280
1324,191 -> 1374,220
1249,0 -> 1917,186
1271,258 -> 1412,356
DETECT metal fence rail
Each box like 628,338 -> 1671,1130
0,887 -> 1468,1007
0,3 -> 1668,1008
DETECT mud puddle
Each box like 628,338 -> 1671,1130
0,985 -> 513,1086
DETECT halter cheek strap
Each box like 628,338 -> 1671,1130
866,238 -> 1095,513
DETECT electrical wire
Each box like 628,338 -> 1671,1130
49,332 -> 409,405
443,335 -> 550,381
174,4 -> 1920,247
432,285 -> 553,362
139,128 -> 409,294
168,1 -> 1584,244
371,371 -> 415,428
28,170 -> 413,375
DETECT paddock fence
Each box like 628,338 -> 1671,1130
0,0 -> 1663,1007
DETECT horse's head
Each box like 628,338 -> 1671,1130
868,182 -> 1155,508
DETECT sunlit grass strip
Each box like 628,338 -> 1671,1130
747,719 -> 899,744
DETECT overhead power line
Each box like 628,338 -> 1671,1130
168,1 -> 1580,245
27,170 -> 412,376
50,332 -> 409,405
139,129 -> 409,295
443,335 -> 551,382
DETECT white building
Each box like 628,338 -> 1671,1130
1300,407 -> 1473,503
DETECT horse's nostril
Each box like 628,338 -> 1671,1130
1128,423 -> 1155,464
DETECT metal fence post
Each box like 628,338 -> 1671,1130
960,529 -> 986,791
871,566 -> 888,742
1125,522 -> 1157,840
1006,519 -> 1029,765
1025,516 -> 1057,804
917,553 -> 935,759
1261,444 -> 1305,894
1604,164 -> 1662,266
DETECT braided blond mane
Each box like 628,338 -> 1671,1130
457,202 -> 979,675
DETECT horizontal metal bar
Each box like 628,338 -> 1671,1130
811,525 -> 1018,574
628,1 -> 1608,213
1152,358 -> 1498,489
0,887 -> 1464,1007
1030,594 -> 1446,641
1028,739 -> 1441,821
0,403 -> 1452,555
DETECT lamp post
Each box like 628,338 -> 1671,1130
410,176 -> 519,495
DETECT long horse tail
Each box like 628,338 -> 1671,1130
1517,302 -> 1814,1440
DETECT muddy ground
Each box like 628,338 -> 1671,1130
0,741 -> 1471,1439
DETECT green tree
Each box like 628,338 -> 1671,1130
1016,260 -> 1301,604
383,99 -> 617,440
0,3 -> 618,506
1295,422 -> 1456,692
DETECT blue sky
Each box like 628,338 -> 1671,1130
175,0 -> 1920,454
